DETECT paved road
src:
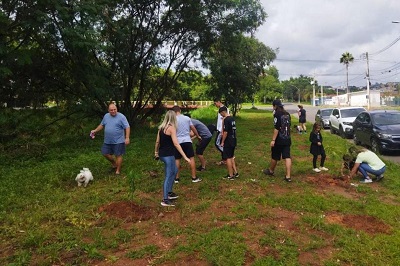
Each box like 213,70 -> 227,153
253,102 -> 400,164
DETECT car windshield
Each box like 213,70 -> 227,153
341,108 -> 365,118
372,113 -> 400,125
321,109 -> 333,116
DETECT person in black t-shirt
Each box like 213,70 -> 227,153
263,99 -> 292,182
219,106 -> 238,180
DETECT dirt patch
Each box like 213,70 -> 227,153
98,201 -> 154,222
325,212 -> 392,235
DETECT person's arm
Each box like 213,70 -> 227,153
91,124 -> 104,134
170,126 -> 190,163
154,130 -> 160,159
221,130 -> 227,147
270,128 -> 279,147
348,162 -> 361,179
125,127 -> 131,145
190,125 -> 202,140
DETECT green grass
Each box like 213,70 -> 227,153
1,106 -> 400,265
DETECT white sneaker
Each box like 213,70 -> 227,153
313,168 -> 321,173
360,178 -> 373,184
319,167 -> 329,171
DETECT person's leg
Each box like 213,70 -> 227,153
189,157 -> 197,178
226,157 -> 233,177
357,163 -> 370,179
197,154 -> 206,168
269,159 -> 278,172
232,157 -> 238,175
320,153 -> 326,167
115,155 -> 123,174
103,154 -> 116,168
175,159 -> 181,180
160,156 -> 170,200
312,155 -> 318,169
285,158 -> 292,178
359,163 -> 385,177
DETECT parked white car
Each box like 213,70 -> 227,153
329,107 -> 366,138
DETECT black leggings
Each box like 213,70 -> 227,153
313,154 -> 326,168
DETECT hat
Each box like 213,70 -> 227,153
218,106 -> 228,113
272,99 -> 284,107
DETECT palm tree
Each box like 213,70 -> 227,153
340,52 -> 354,105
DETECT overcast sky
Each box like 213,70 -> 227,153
256,0 -> 400,88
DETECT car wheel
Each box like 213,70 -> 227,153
371,138 -> 382,154
353,134 -> 361,145
339,126 -> 346,139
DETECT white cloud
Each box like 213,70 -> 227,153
256,0 -> 400,87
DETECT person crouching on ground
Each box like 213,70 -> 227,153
346,146 -> 386,183
219,106 -> 238,180
155,110 -> 190,207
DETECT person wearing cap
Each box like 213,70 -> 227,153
263,99 -> 292,182
219,106 -> 238,180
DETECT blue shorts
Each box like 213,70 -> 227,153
101,143 -> 126,156
271,145 -> 291,160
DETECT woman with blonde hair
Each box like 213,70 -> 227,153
155,110 -> 190,207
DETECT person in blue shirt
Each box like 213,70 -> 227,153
91,103 -> 130,175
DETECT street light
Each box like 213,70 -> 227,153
392,21 -> 400,23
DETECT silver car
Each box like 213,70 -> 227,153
315,108 -> 333,129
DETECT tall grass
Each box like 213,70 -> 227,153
1,106 -> 400,265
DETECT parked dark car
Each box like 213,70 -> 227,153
353,110 -> 400,154
315,108 -> 333,128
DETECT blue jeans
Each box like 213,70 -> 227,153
160,156 -> 178,200
358,163 -> 386,179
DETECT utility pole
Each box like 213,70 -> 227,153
320,85 -> 323,106
311,76 -> 315,106
366,52 -> 371,110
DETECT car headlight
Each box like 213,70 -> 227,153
342,122 -> 352,126
377,133 -> 392,140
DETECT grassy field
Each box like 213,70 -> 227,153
1,106 -> 400,266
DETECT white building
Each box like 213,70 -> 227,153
330,90 -> 380,107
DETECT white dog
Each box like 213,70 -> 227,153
75,168 -> 93,187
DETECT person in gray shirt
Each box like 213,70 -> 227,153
190,118 -> 213,171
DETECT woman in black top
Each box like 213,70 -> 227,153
155,111 -> 190,207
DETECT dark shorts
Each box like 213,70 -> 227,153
271,145 -> 291,160
101,143 -> 126,156
299,118 -> 306,123
175,142 -> 195,159
195,137 -> 212,155
222,146 -> 235,159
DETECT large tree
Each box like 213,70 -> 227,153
340,51 -> 354,104
204,34 -> 276,115
1,0 -> 268,125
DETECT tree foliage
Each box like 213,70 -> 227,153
204,34 -> 276,115
1,0 -> 269,125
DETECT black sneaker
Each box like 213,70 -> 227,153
262,169 -> 274,176
376,174 -> 384,182
191,177 -> 202,183
174,178 -> 180,184
196,165 -> 206,171
284,177 -> 292,182
168,192 -> 179,200
161,199 -> 175,207
223,174 -> 235,180
234,172 -> 239,178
